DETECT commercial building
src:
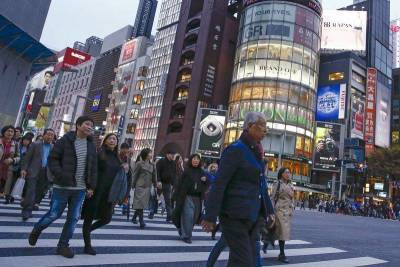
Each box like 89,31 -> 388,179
133,0 -> 183,157
225,0 -> 323,183
133,0 -> 158,38
74,36 -> 103,57
47,58 -> 96,136
105,37 -> 153,147
391,19 -> 400,68
0,0 -> 54,125
392,68 -> 400,144
154,0 -> 239,158
100,25 -> 133,54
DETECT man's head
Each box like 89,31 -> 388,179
165,150 -> 174,161
75,116 -> 94,138
243,112 -> 267,143
43,128 -> 55,144
14,127 -> 23,139
44,71 -> 53,86
120,142 -> 130,156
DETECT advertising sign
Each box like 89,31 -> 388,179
243,0 -> 322,16
350,93 -> 365,139
313,122 -> 341,171
54,48 -> 91,73
365,68 -> 377,155
119,39 -> 138,66
29,67 -> 54,90
375,84 -> 391,148
316,84 -> 346,121
35,106 -> 50,129
195,109 -> 227,158
321,10 -> 367,52
91,94 -> 102,112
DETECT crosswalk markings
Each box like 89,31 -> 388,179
0,199 -> 389,266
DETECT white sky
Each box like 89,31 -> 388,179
40,0 -> 400,51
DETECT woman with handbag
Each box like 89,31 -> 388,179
81,133 -> 128,255
131,148 -> 157,228
271,167 -> 295,264
0,125 -> 20,204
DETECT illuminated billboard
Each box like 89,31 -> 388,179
365,68 -> 377,155
321,10 -> 367,52
119,39 -> 138,66
316,84 -> 346,121
375,84 -> 391,148
54,48 -> 91,73
350,93 -> 365,140
313,122 -> 341,171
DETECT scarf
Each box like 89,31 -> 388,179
239,130 -> 264,161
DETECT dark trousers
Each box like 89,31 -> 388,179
35,169 -> 49,204
220,215 -> 263,267
82,207 -> 113,247
162,183 -> 172,219
21,168 -> 47,218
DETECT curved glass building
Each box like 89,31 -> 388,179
225,0 -> 322,182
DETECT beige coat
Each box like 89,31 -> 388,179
132,160 -> 157,209
271,180 -> 295,241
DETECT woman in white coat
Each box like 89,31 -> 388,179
272,167 -> 295,264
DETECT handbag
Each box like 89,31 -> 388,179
11,177 -> 25,199
108,168 -> 128,203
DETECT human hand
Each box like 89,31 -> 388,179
200,176 -> 207,182
21,170 -> 27,178
122,163 -> 129,172
157,182 -> 162,189
201,220 -> 215,233
86,189 -> 94,198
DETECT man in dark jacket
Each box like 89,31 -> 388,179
28,116 -> 98,259
202,112 -> 275,267
20,128 -> 55,221
156,151 -> 176,222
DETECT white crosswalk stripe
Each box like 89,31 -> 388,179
0,199 -> 389,266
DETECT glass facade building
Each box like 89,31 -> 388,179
225,0 -> 322,181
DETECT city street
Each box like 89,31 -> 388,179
0,198 -> 397,266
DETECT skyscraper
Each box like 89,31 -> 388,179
133,0 -> 182,157
133,0 -> 158,38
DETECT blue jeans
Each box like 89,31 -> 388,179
206,233 -> 262,267
34,188 -> 86,247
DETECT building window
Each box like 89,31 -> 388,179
136,80 -> 145,90
132,94 -> 142,105
176,88 -> 188,100
328,72 -> 344,81
138,66 -> 148,77
130,108 -> 139,119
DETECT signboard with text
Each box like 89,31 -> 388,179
313,122 -> 341,171
316,84 -> 346,121
365,68 -> 377,156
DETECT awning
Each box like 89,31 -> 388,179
0,14 -> 55,63
294,185 -> 329,195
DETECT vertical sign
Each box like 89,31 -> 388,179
365,68 -> 377,156
338,84 -> 347,119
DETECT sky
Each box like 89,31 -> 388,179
40,0 -> 400,51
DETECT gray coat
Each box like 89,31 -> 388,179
271,181 -> 295,241
132,160 -> 157,209
20,141 -> 53,181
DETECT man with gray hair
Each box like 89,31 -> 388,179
202,111 -> 275,266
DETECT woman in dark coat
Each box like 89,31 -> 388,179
173,154 -> 208,243
81,133 -> 128,255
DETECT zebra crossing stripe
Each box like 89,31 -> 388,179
0,238 -> 311,248
0,247 -> 346,266
270,257 -> 388,267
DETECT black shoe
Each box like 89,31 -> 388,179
148,213 -> 154,219
10,196 -> 15,203
56,246 -> 74,258
131,218 -> 138,224
139,222 -> 146,228
84,246 -> 96,255
33,205 -> 39,211
4,196 -> 10,204
166,218 -> 171,223
28,228 -> 42,246
278,254 -> 289,263
22,216 -> 29,222
182,238 -> 192,244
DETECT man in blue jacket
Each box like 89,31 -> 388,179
202,112 -> 275,267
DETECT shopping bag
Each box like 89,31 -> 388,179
11,177 -> 25,199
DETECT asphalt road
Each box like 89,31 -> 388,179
0,198 -> 398,267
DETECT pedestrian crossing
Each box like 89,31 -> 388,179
0,198 -> 389,266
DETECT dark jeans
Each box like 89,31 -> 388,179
220,215 -> 263,267
206,234 -> 262,267
162,183 -> 172,220
22,168 -> 47,218
33,188 -> 86,248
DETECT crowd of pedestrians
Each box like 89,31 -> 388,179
1,111 -> 398,266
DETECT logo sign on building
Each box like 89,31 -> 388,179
365,68 -> 377,155
316,84 -> 346,121
242,0 -> 322,16
195,109 -> 227,158
375,84 -> 391,148
54,48 -> 91,73
313,122 -> 341,171
91,94 -> 102,112
321,10 -> 367,52
119,39 -> 138,66
350,93 -> 365,140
